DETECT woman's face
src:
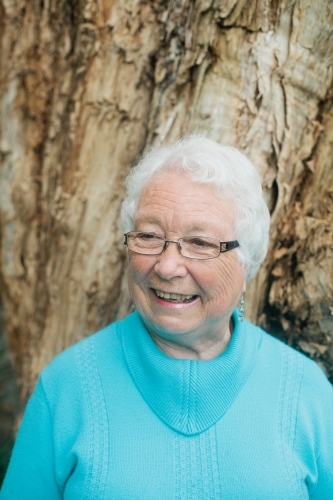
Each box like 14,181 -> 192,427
127,170 -> 246,351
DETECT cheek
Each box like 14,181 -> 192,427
200,257 -> 244,298
128,253 -> 154,284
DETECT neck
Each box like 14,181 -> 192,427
147,320 -> 233,360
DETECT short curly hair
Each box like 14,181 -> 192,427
121,136 -> 270,281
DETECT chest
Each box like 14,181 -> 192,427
61,390 -> 310,500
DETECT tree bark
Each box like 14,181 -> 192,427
0,0 -> 332,413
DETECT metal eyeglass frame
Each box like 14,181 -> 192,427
123,232 -> 239,260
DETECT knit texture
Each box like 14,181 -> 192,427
76,337 -> 110,499
1,311 -> 333,499
122,312 -> 259,435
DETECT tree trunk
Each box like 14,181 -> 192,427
0,0 -> 332,417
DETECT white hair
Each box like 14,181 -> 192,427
121,136 -> 270,281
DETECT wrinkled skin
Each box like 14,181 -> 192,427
127,170 -> 246,360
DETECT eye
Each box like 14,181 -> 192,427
137,232 -> 158,240
186,237 -> 217,249
192,238 -> 209,247
135,232 -> 165,245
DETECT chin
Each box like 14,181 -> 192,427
142,314 -> 199,338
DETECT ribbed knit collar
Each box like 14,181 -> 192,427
121,311 -> 261,436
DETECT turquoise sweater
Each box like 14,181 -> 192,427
1,311 -> 333,499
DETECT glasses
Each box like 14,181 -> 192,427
124,232 -> 239,260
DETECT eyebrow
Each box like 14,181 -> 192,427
135,213 -> 157,221
184,223 -> 212,233
134,215 -> 162,226
134,216 -> 217,235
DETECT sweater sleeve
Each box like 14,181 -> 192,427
294,359 -> 333,499
308,386 -> 333,499
0,378 -> 63,500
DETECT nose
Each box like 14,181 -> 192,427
154,241 -> 188,280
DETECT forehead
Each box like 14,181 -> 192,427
135,170 -> 236,234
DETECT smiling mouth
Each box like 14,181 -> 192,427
153,289 -> 198,303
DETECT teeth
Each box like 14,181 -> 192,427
155,290 -> 195,301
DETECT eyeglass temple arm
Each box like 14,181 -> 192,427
220,240 -> 239,252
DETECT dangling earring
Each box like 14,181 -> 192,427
238,295 -> 245,322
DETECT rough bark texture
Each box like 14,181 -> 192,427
0,0 -> 332,425
0,298 -> 18,483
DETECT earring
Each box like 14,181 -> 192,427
238,295 -> 245,322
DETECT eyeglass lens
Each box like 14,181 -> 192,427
126,232 -> 221,259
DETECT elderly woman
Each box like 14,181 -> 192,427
1,137 -> 333,499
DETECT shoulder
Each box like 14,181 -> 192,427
246,320 -> 333,441
39,312 -> 142,393
41,322 -> 115,380
244,318 -> 332,395
38,315 -> 135,404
